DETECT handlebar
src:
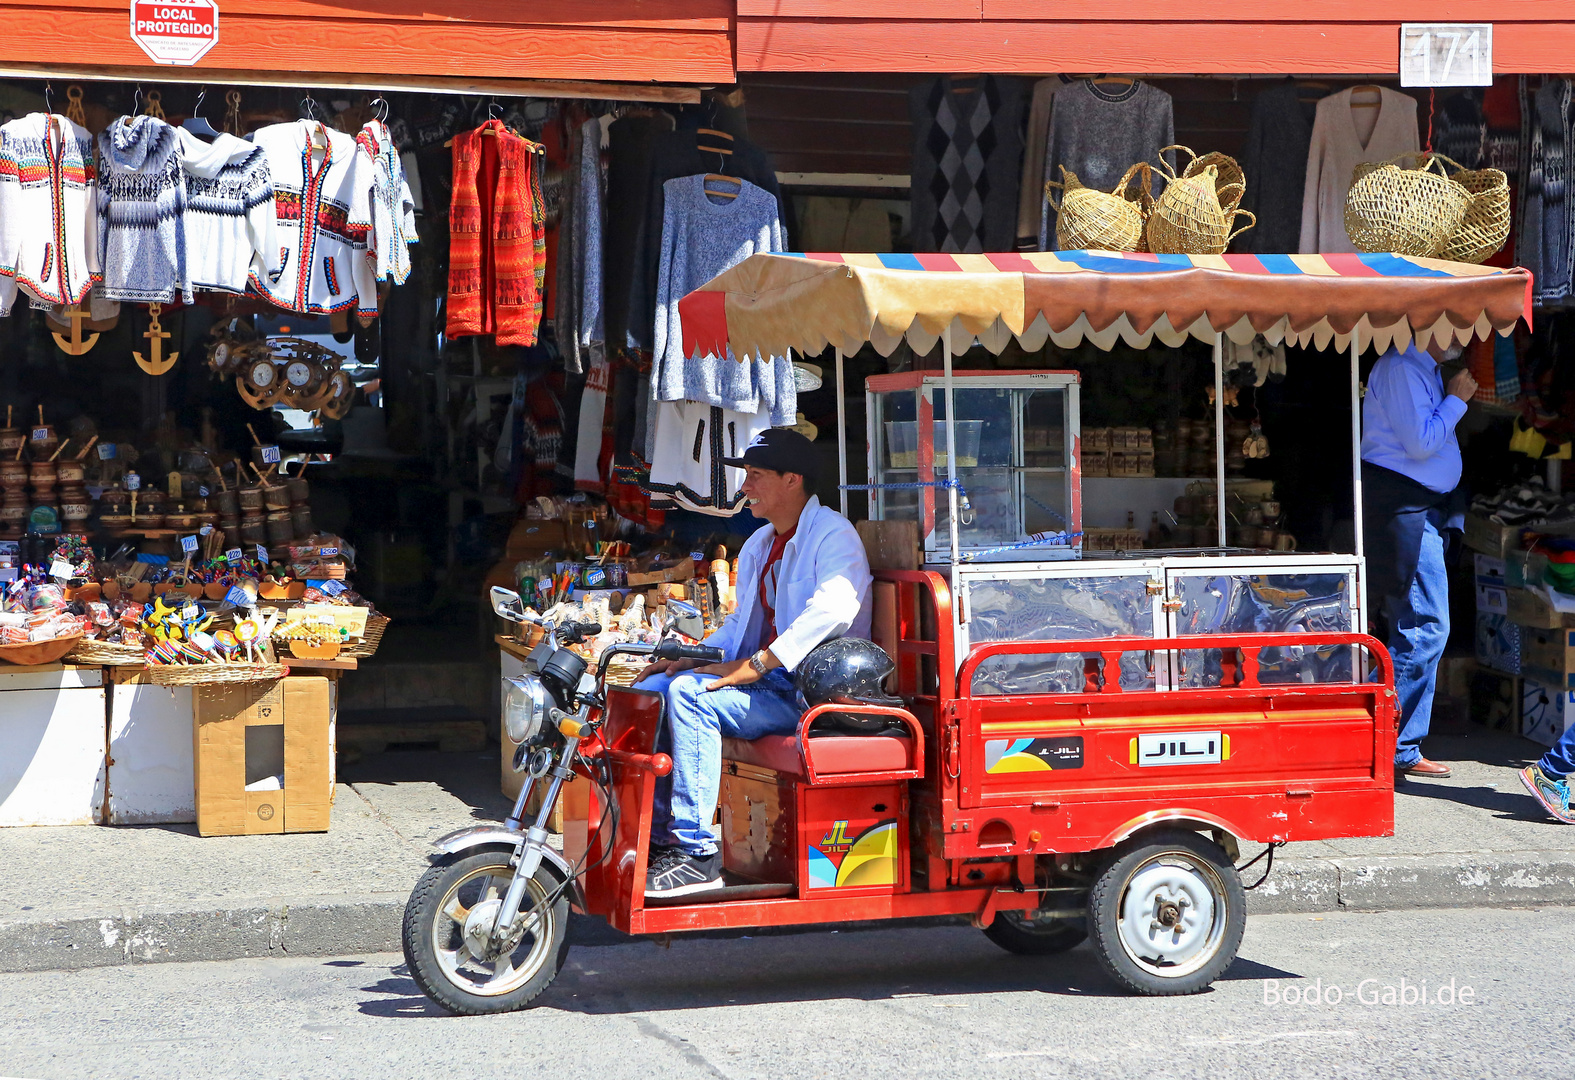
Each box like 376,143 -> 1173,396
594,638 -> 725,682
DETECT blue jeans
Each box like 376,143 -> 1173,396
635,668 -> 801,856
1386,517 -> 1450,767
1538,723 -> 1575,779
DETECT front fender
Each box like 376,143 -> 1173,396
430,825 -> 584,908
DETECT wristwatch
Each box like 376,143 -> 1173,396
748,651 -> 770,676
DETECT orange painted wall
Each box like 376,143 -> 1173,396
737,1 -> 1575,74
0,0 -> 734,83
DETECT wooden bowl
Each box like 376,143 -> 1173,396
0,634 -> 84,666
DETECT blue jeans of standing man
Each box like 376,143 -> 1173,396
1386,517 -> 1450,767
635,667 -> 801,856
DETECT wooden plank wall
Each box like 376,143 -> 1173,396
741,73 -> 1432,182
737,1 -> 1575,74
0,0 -> 734,83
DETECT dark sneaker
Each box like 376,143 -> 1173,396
644,850 -> 723,898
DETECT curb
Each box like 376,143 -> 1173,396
4,854 -> 1574,973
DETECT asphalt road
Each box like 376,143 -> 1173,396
1,906 -> 1568,1080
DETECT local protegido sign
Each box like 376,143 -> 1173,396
131,1 -> 219,65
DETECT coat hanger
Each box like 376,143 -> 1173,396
127,84 -> 143,125
182,86 -> 221,140
948,73 -> 982,93
369,96 -> 389,125
1350,83 -> 1383,108
42,81 -> 51,115
1091,74 -> 1136,87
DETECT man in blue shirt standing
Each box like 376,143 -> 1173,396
1362,340 -> 1477,778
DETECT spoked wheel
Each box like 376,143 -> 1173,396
983,909 -> 1088,955
402,847 -> 570,1015
1088,829 -> 1245,996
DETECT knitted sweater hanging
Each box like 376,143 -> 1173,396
95,114 -> 185,303
0,112 -> 99,315
446,119 -> 546,347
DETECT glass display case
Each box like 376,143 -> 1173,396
865,370 -> 1080,563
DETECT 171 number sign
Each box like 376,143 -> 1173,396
1400,24 -> 1492,88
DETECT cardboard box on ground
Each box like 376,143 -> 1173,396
193,677 -> 334,836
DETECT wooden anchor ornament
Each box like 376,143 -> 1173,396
134,304 -> 179,375
50,303 -> 100,355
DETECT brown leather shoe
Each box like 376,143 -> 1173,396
1396,758 -> 1452,778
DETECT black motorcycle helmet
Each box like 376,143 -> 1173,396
796,638 -> 904,733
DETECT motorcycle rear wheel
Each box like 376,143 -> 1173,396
402,847 -> 570,1015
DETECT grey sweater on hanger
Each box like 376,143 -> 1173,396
1038,80 -> 1176,250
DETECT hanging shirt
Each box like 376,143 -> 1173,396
1299,88 -> 1419,254
251,120 -> 378,316
354,119 -> 417,287
1361,344 -> 1466,495
178,129 -> 278,297
0,112 -> 99,315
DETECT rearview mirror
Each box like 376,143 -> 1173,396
490,586 -> 527,622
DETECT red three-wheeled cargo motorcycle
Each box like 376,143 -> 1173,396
402,250 -> 1531,1013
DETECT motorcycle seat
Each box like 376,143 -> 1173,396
722,731 -> 915,779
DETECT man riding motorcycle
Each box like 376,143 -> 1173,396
634,428 -> 872,898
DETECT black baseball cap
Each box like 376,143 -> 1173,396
721,428 -> 819,481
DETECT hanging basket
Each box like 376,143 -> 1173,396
1436,155 -> 1511,264
1344,153 -> 1471,258
1046,162 -> 1152,252
1146,147 -> 1255,255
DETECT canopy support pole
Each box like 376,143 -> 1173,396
1214,332 -> 1227,548
943,334 -> 961,567
1351,335 -> 1367,625
835,349 -> 849,516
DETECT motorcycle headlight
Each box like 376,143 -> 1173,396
504,675 -> 550,748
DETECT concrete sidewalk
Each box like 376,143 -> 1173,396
1,730 -> 1572,974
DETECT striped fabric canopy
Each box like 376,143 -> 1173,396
679,250 -> 1533,359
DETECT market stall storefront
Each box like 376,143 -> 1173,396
2,6 -> 1572,839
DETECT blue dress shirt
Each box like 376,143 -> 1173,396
1361,344 -> 1467,495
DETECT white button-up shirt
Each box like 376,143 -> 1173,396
708,496 -> 872,672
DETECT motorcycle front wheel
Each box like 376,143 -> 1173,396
402,847 -> 570,1015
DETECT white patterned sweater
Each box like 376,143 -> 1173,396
178,130 -> 279,296
0,112 -> 99,315
251,121 -> 377,316
354,120 -> 416,286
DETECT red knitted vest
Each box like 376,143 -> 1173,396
447,120 -> 546,346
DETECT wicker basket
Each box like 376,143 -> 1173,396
1181,148 -> 1246,216
1344,153 -> 1471,258
1438,157 -> 1511,264
66,638 -> 145,666
342,613 -> 389,659
1046,163 -> 1152,251
148,662 -> 288,686
0,634 -> 84,667
1147,154 -> 1255,255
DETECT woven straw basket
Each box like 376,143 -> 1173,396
1437,155 -> 1511,264
1046,163 -> 1152,251
1345,153 -> 1471,258
149,662 -> 287,686
342,613 -> 390,660
66,638 -> 145,666
1181,147 -> 1246,216
1146,146 -> 1255,255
